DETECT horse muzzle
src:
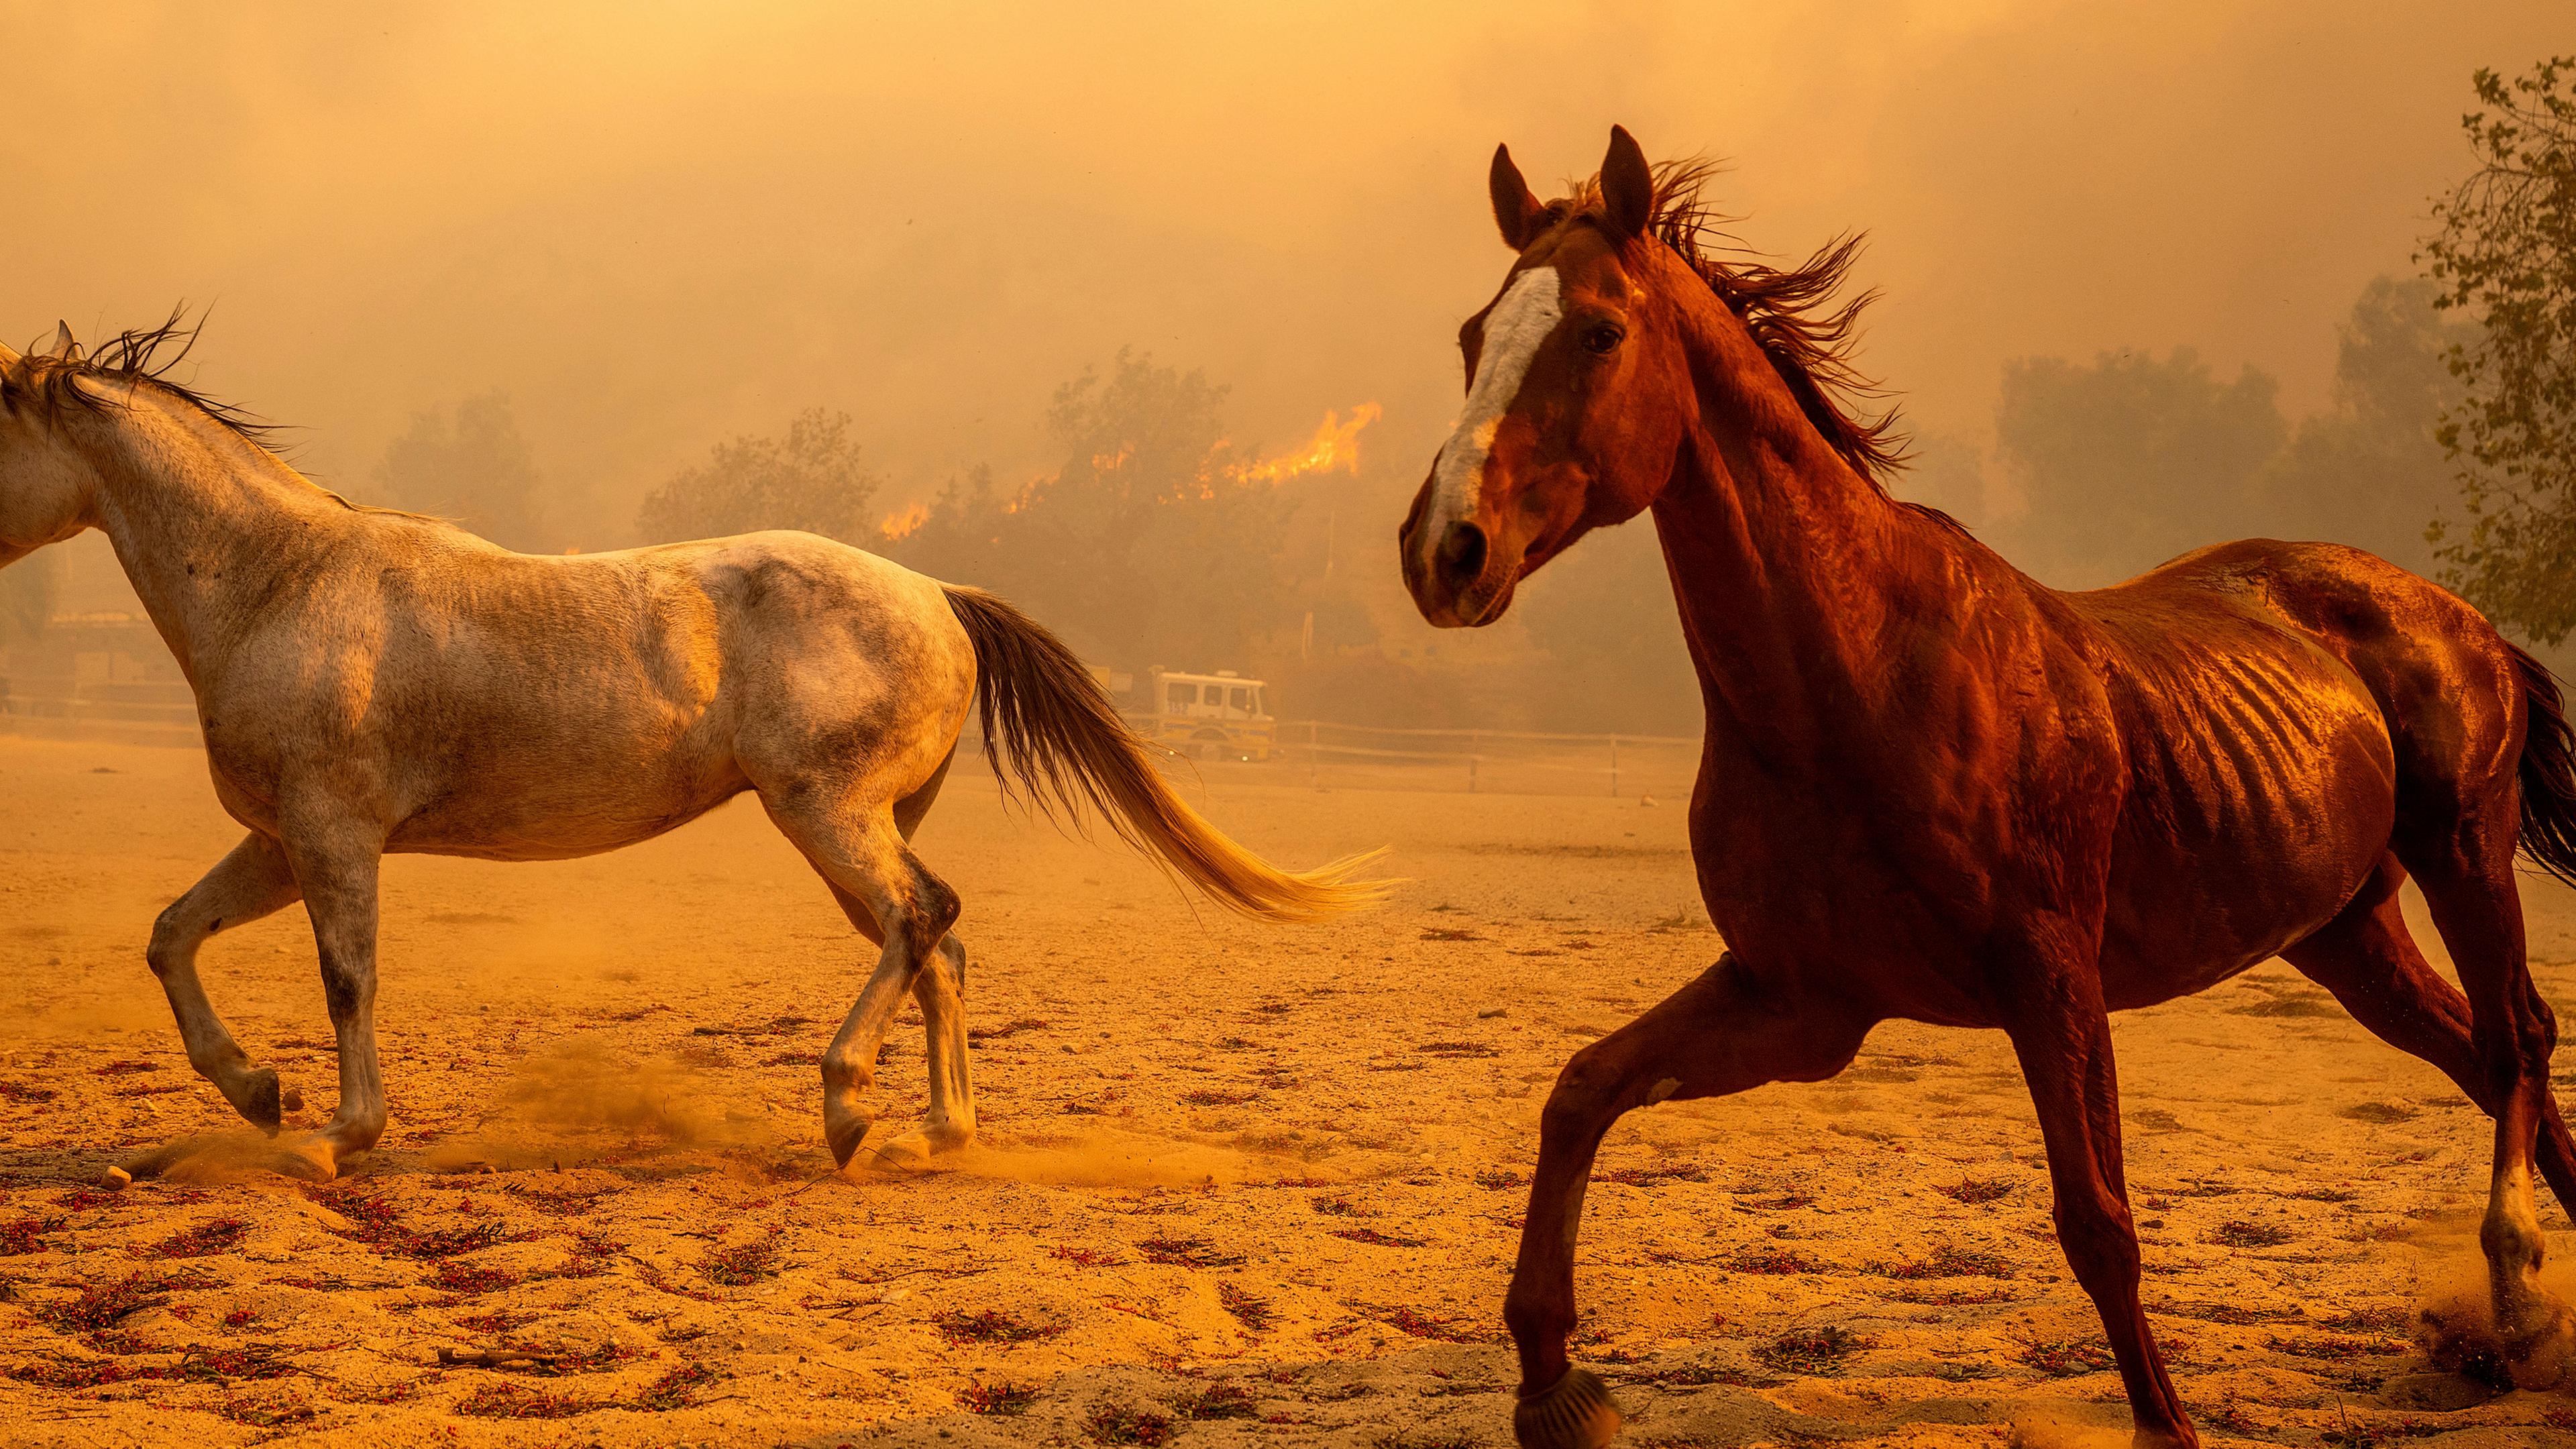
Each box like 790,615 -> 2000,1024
1400,493 -> 1519,629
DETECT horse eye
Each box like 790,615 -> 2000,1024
1584,325 -> 1623,356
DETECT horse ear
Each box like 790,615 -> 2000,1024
1489,144 -> 1546,251
48,321 -> 81,362
1600,125 -> 1654,239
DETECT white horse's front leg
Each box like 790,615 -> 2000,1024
147,833 -> 306,1127
274,822 -> 390,1181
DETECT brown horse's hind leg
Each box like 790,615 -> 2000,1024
2003,961 -> 2196,1449
2402,824 -> 2573,1385
138,833 -> 305,1146
2285,856 -> 2576,1218
1504,953 -> 1869,1449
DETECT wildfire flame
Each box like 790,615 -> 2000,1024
1225,402 -> 1381,486
882,405 -> 1379,529
878,500 -> 928,542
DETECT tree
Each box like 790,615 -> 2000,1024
2257,276 -> 2475,576
372,390 -> 548,549
1513,515 -> 1700,734
883,351 -> 1294,672
887,464 -> 1006,585
2423,56 -> 2576,642
637,409 -> 881,545
1891,433 -> 1999,531
0,549 -> 58,646
1992,347 -> 2287,586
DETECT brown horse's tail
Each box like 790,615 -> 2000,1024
2510,643 -> 2576,890
941,585 -> 1393,921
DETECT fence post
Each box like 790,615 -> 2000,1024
1307,718 -> 1319,788
1609,735 -> 1619,798
1468,754 -> 1478,794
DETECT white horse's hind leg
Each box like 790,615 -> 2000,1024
145,833 -> 306,1132
771,802 -> 961,1169
919,934 -> 975,1146
884,933 -> 977,1167
810,881 -> 976,1169
894,753 -> 975,1156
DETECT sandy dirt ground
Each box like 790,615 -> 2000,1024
3,733 -> 2575,1448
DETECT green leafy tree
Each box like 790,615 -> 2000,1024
2258,276 -> 2475,575
637,409 -> 881,545
1992,347 -> 2287,586
2423,56 -> 2576,641
373,390 -> 548,549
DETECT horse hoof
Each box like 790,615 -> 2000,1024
826,1117 -> 871,1171
2421,1294 -> 2575,1390
99,1166 -> 131,1191
853,1130 -> 945,1174
2506,1300 -> 2576,1390
242,1069 -> 284,1130
113,1133 -> 227,1184
1514,1366 -> 1621,1449
270,1140 -> 339,1183
280,1085 -> 305,1112
236,1129 -> 346,1183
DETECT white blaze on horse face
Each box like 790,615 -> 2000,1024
1431,266 -> 1563,525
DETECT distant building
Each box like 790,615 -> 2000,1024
0,614 -> 197,747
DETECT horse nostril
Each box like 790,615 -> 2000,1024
1437,521 -> 1489,592
1398,488 -> 1430,554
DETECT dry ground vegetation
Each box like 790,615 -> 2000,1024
1,735 -> 2574,1448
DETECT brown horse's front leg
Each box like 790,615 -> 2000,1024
1506,1101 -> 1620,1449
2004,969 -> 2197,1449
1504,953 -> 1868,1449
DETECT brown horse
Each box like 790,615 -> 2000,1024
1399,127 -> 2576,1449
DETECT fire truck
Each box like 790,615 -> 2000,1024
1133,667 -> 1275,761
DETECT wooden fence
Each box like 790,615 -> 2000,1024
968,717 -> 1697,800
1274,718 -> 1696,798
0,669 -> 1697,801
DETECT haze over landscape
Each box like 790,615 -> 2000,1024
9,9 -> 2576,1448
3,1 -> 2567,726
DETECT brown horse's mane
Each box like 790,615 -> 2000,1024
1552,160 -> 1912,490
1,309 -> 288,451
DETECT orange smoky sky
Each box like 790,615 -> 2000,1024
1,1 -> 2563,534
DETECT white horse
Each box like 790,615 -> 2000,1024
0,319 -> 1385,1181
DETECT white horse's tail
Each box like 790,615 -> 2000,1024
942,586 -> 1393,922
